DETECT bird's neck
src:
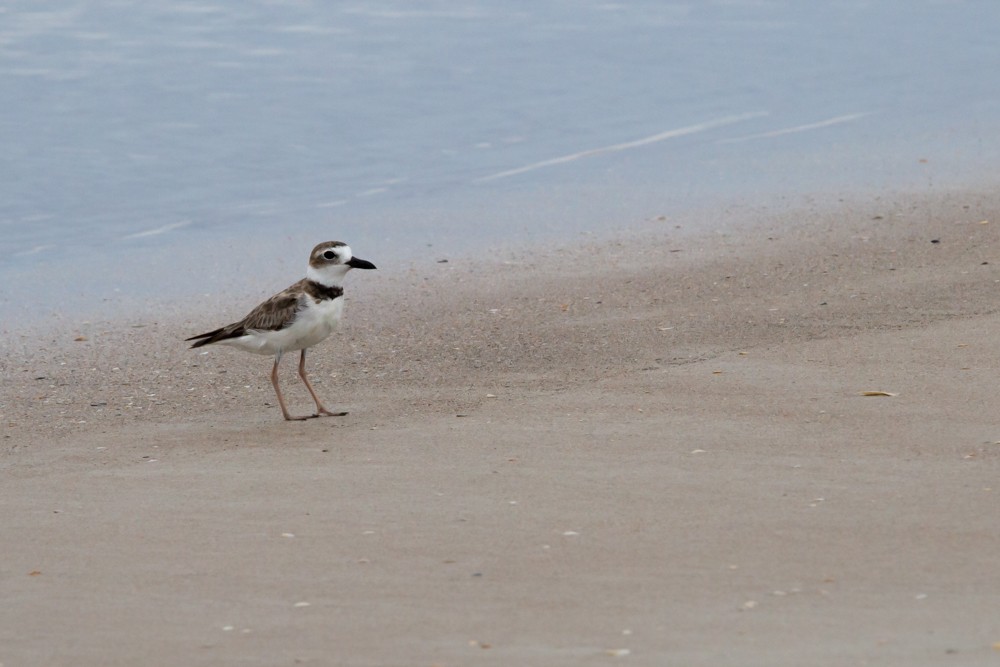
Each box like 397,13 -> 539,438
306,265 -> 348,288
303,280 -> 344,301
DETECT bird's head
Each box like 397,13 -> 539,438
306,241 -> 376,286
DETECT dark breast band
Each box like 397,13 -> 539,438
304,281 -> 344,301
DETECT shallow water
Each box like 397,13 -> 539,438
2,1 -> 999,323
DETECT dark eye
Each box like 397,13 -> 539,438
322,250 -> 336,260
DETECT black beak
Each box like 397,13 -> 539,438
347,256 -> 376,270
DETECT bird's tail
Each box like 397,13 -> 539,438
185,328 -> 224,348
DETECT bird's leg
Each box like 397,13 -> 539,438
298,349 -> 348,417
271,351 -> 315,421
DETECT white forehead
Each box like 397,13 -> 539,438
316,244 -> 352,261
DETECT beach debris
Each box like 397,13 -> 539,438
690,449 -> 707,454
605,648 -> 631,657
930,238 -> 940,244
28,570 -> 41,576
562,531 -> 579,536
860,391 -> 897,397
74,335 -> 87,342
293,601 -> 311,608
743,600 -> 758,609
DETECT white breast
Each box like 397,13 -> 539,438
222,296 -> 344,356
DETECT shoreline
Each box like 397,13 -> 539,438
3,187 -> 1000,665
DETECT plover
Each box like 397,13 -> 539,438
186,241 -> 376,421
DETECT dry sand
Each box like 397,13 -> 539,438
3,189 -> 1000,666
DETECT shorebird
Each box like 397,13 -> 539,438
186,241 -> 376,421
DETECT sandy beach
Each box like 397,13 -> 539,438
3,188 -> 1000,666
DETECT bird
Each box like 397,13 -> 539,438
186,241 -> 376,421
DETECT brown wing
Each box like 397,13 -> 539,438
238,280 -> 307,331
186,280 -> 306,347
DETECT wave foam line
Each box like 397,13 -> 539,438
123,220 -> 192,239
475,111 -> 768,183
718,112 -> 872,144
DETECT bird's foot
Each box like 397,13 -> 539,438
315,408 -> 349,418
284,413 -> 320,421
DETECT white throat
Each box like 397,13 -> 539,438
306,263 -> 350,287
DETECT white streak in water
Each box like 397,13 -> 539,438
717,112 -> 872,144
123,220 -> 192,239
15,245 -> 53,257
474,112 -> 768,183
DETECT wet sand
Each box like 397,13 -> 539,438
3,189 -> 1000,666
